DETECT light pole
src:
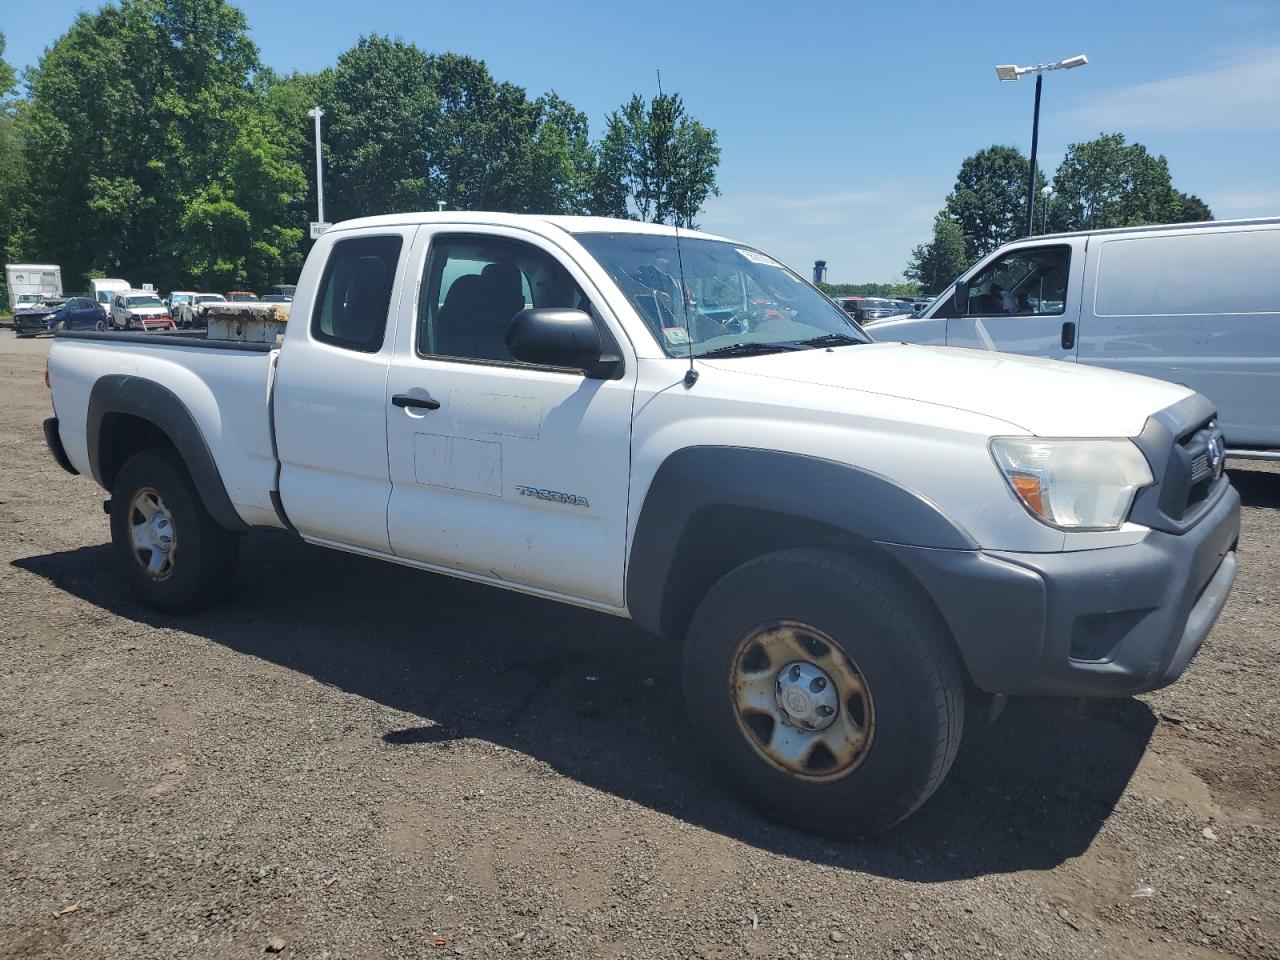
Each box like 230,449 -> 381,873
995,54 -> 1087,238
1040,185 -> 1054,234
307,106 -> 326,225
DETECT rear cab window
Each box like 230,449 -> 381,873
311,235 -> 404,353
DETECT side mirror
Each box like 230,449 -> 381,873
506,308 -> 620,378
951,282 -> 970,315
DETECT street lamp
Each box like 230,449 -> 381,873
1040,185 -> 1054,234
995,54 -> 1088,237
307,106 -> 326,226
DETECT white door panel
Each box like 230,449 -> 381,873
385,225 -> 636,607
274,227 -> 417,551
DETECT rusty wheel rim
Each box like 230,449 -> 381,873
729,619 -> 875,781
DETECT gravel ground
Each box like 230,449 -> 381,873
1,329 -> 1277,960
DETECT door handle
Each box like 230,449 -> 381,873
1060,321 -> 1077,350
391,393 -> 441,411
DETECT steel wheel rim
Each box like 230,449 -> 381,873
128,487 -> 177,580
729,619 -> 875,781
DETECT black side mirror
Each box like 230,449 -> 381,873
951,282 -> 970,315
506,308 -> 621,378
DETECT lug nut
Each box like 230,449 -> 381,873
789,665 -> 801,682
810,677 -> 826,692
817,705 -> 834,717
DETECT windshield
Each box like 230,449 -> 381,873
196,295 -> 225,304
576,233 -> 869,358
126,295 -> 164,308
19,294 -> 41,303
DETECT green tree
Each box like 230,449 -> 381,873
0,31 -> 15,96
323,36 -> 436,220
905,212 -> 969,295
594,92 -> 720,227
19,0 -> 304,290
1174,191 -> 1213,223
1049,133 -> 1182,232
944,145 -> 1044,260
0,32 -> 27,272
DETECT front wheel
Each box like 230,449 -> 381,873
683,548 -> 965,835
109,448 -> 239,612
95,319 -> 106,331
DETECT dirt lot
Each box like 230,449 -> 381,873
1,330 -> 1277,960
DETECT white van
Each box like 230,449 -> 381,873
875,217 -> 1280,458
89,278 -> 130,316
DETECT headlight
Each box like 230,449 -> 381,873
990,438 -> 1153,530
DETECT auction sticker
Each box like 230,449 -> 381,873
736,248 -> 781,267
662,327 -> 691,346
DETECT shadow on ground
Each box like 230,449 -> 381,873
1228,464 -> 1280,509
15,533 -> 1156,882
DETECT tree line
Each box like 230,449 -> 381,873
0,2 -> 721,296
906,137 -> 1213,294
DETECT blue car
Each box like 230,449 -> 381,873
45,297 -> 108,333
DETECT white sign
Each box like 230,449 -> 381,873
310,222 -> 332,240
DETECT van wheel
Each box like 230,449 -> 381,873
683,548 -> 964,835
109,448 -> 239,613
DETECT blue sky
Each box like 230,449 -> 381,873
7,0 -> 1280,280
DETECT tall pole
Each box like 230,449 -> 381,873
1025,72 -> 1042,238
308,107 -> 325,224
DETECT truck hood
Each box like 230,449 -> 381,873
701,342 -> 1195,438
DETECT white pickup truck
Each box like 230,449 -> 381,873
43,213 -> 1240,834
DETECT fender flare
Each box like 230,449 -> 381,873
625,446 -> 976,636
87,374 -> 249,532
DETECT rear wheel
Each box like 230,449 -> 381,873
683,548 -> 965,835
109,448 -> 239,612
95,319 -> 106,332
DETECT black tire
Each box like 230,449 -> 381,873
95,319 -> 106,332
683,548 -> 965,836
109,447 -> 239,613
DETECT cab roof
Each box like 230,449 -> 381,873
325,211 -> 739,246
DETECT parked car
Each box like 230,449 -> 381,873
110,291 -> 175,332
175,293 -> 227,328
14,297 -> 67,337
89,278 -> 130,317
852,297 -> 906,322
874,216 -> 1280,458
259,294 -> 292,303
270,284 -> 297,298
44,297 -> 109,333
166,290 -> 199,314
44,212 -> 1240,836
227,290 -> 258,302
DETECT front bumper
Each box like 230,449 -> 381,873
884,483 -> 1240,698
14,314 -> 51,335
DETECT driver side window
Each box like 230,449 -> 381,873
963,246 -> 1070,317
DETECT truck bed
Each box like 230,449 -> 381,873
48,330 -> 285,529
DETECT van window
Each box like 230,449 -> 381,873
961,246 -> 1070,317
1094,229 -> 1280,317
311,235 -> 403,353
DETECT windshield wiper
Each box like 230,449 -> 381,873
792,333 -> 865,348
697,341 -> 804,359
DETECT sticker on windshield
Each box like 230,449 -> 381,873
736,248 -> 780,268
662,326 -> 690,346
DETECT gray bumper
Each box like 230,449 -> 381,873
883,484 -> 1240,698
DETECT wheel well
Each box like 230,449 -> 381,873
656,505 -> 971,683
97,413 -> 175,491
